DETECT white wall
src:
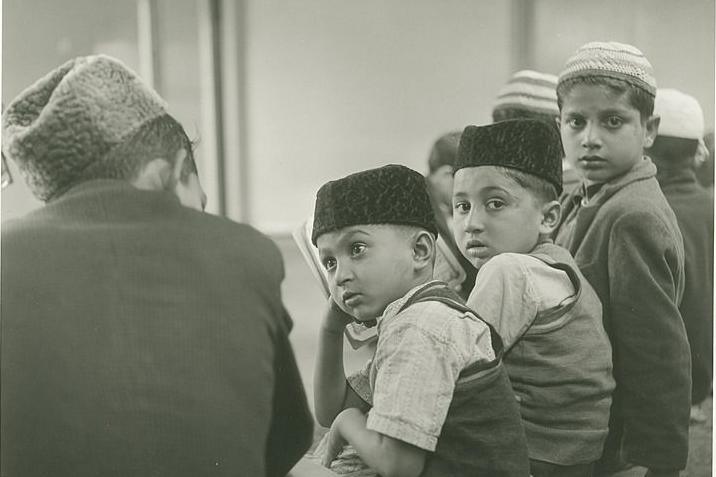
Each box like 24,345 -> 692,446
3,0 -> 714,232
243,0 -> 512,233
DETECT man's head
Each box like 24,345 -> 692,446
492,70 -> 559,126
426,131 -> 461,210
452,120 -> 562,270
647,88 -> 705,174
556,41 -> 660,185
2,55 -> 205,210
312,164 -> 438,321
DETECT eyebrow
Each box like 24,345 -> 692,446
598,108 -> 631,115
454,185 -> 511,196
563,107 -> 630,116
318,228 -> 372,256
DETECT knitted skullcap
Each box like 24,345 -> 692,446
493,70 -> 559,118
2,55 -> 168,201
455,119 -> 563,195
427,130 -> 461,173
558,41 -> 657,97
311,164 -> 438,245
654,88 -> 705,140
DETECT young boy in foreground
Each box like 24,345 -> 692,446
311,164 -> 529,477
453,119 -> 615,476
553,41 -> 691,477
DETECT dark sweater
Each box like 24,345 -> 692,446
554,158 -> 691,472
1,180 -> 313,477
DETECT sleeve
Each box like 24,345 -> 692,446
608,212 -> 691,470
346,358 -> 373,406
264,309 -> 314,477
467,254 -> 541,350
365,318 -> 465,452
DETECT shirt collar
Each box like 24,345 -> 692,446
376,280 -> 443,332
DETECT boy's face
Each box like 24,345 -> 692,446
317,225 -> 417,321
559,83 -> 658,184
452,166 -> 546,270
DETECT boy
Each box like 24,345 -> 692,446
452,119 -> 615,476
425,130 -> 477,299
553,41 -> 691,477
492,69 -> 581,194
311,164 -> 529,476
646,88 -> 713,423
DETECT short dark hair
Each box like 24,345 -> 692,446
80,114 -> 198,183
499,166 -> 559,204
557,76 -> 655,121
648,136 -> 699,169
427,131 -> 461,174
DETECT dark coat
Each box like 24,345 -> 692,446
554,159 -> 691,472
1,180 -> 313,477
658,167 -> 714,403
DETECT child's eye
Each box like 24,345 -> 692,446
454,201 -> 471,214
604,116 -> 624,129
322,257 -> 337,271
351,243 -> 366,256
566,117 -> 585,129
486,199 -> 506,210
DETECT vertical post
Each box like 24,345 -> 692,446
197,0 -> 226,216
510,0 -> 534,73
137,0 -> 161,92
220,0 -> 250,223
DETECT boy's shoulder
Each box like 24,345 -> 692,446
388,292 -> 490,339
596,176 -> 678,229
479,251 -> 556,280
588,177 -> 683,253
600,175 -> 668,214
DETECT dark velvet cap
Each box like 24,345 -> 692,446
455,119 -> 563,195
311,164 -> 438,245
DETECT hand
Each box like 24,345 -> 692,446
320,417 -> 347,467
320,408 -> 365,468
321,297 -> 354,333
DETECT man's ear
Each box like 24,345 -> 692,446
437,164 -> 454,178
172,148 -> 188,183
644,115 -> 660,149
539,200 -> 562,235
131,157 -> 174,191
413,230 -> 436,270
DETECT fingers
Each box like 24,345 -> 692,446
320,427 -> 344,468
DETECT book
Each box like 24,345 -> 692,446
292,217 -> 467,349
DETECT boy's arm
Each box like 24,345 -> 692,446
322,408 -> 425,477
608,212 -> 691,472
313,299 -> 364,426
468,254 -> 542,349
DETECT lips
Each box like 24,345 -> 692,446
578,156 -> 607,168
342,291 -> 361,307
465,239 -> 490,258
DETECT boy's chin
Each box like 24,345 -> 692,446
467,256 -> 489,270
351,304 -> 388,323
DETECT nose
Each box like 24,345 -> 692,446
334,260 -> 354,287
581,122 -> 602,150
464,207 -> 485,234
